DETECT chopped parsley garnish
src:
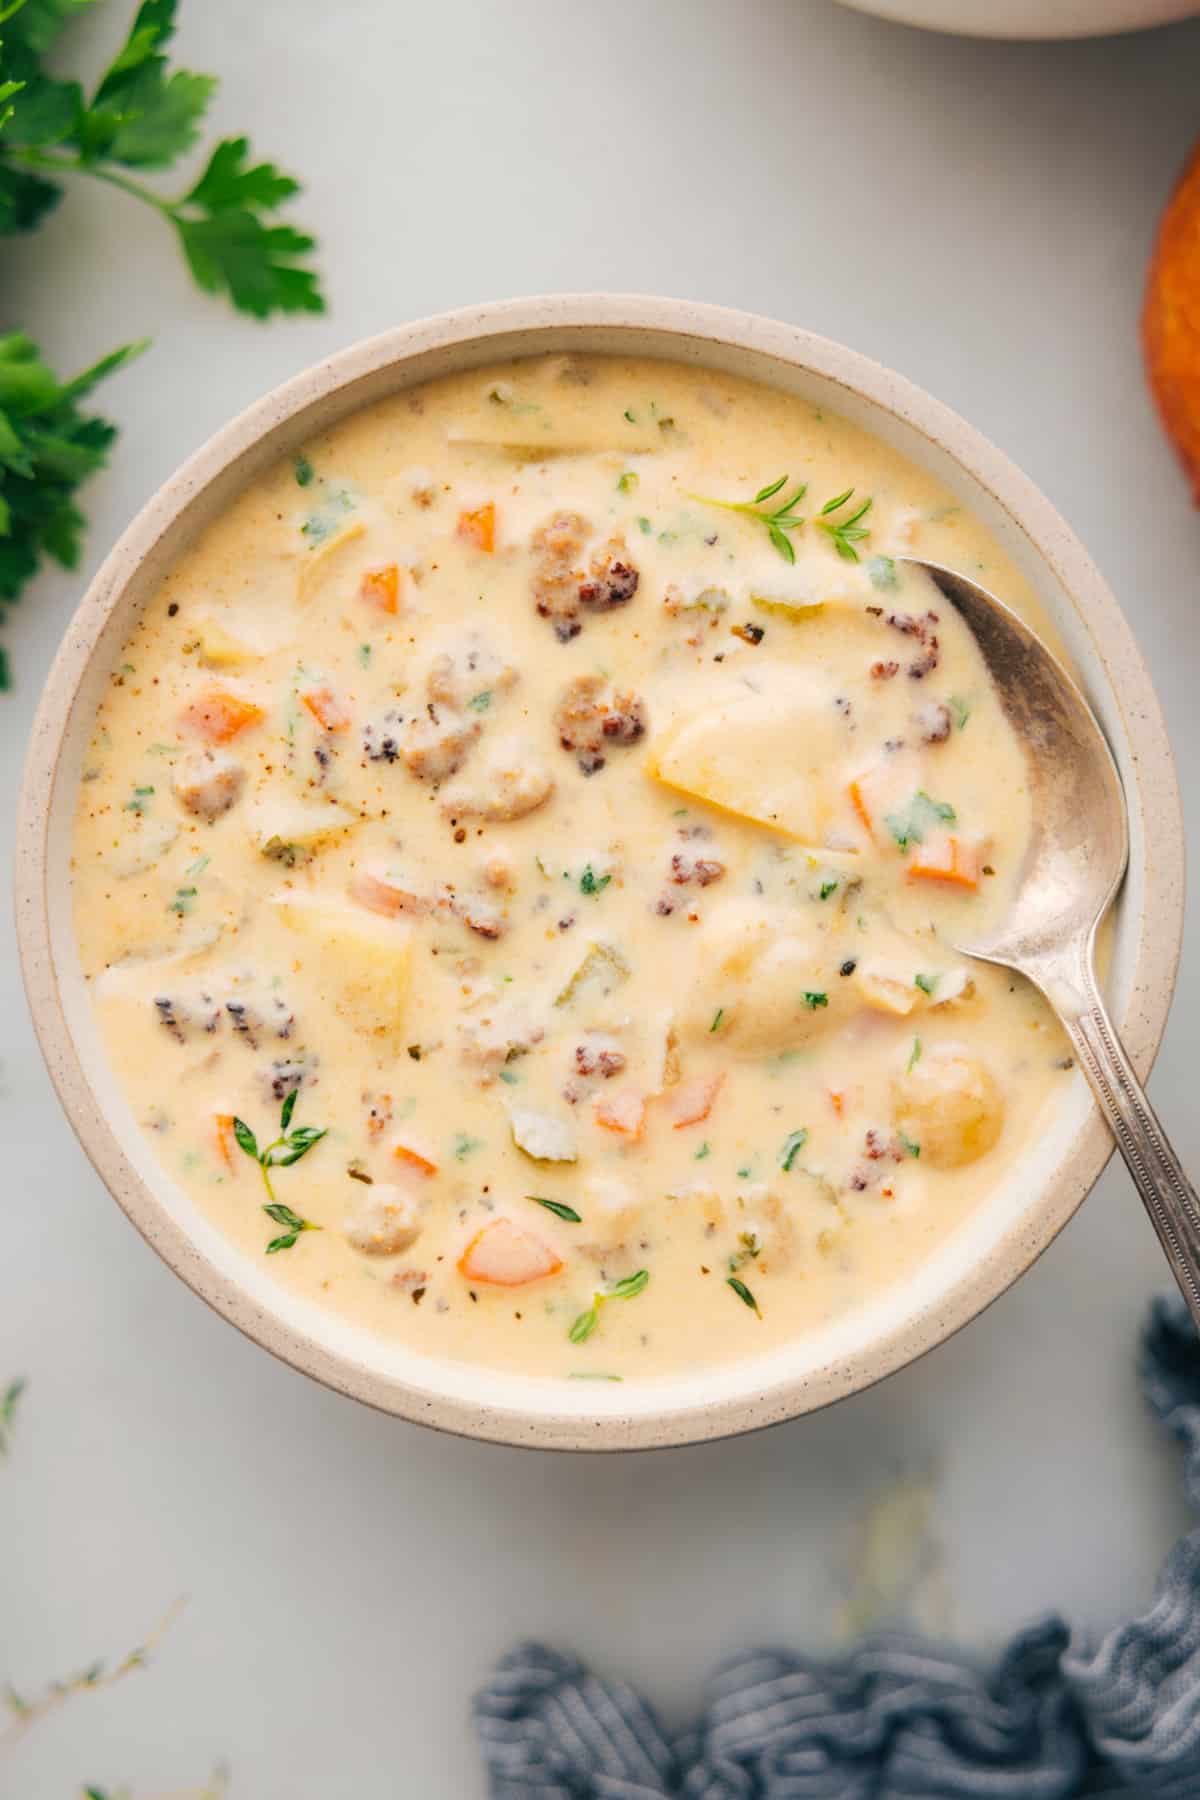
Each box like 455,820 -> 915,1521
908,1036 -> 923,1072
293,453 -> 314,486
123,784 -> 154,813
914,973 -> 938,996
637,515 -> 652,534
802,991 -> 828,1010
168,884 -> 197,915
819,880 -> 839,901
885,790 -> 956,852
897,1130 -> 921,1159
617,471 -> 638,493
780,1128 -> 809,1171
527,1195 -> 582,1223
710,1007 -> 725,1033
867,554 -> 898,591
568,1268 -> 649,1344
691,472 -> 807,564
232,1091 -> 326,1241
453,1132 -> 483,1161
694,1141 -> 712,1161
579,864 -> 611,897
817,489 -> 873,562
623,408 -> 637,423
357,643 -> 372,667
727,1276 -> 761,1315
949,694 -> 971,731
468,689 -> 493,712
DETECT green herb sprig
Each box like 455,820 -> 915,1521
691,473 -> 808,564
817,488 -> 873,562
232,1090 -> 325,1249
568,1268 -> 649,1344
780,1128 -> 809,1172
727,1275 -> 760,1315
0,0 -> 324,685
579,864 -> 611,898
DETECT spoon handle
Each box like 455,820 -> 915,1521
1061,973 -> 1200,1327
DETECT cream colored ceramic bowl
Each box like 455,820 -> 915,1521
838,0 -> 1196,37
15,297 -> 1184,1450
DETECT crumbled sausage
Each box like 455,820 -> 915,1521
362,709 -> 404,763
553,674 -> 647,774
574,1039 -> 628,1079
531,515 -> 639,640
400,707 -> 483,783
579,537 -> 640,613
172,750 -> 245,821
531,511 -> 591,641
917,701 -> 952,743
439,736 -> 555,821
225,994 -> 295,1048
883,608 -> 941,680
426,634 -> 518,710
152,990 -> 221,1043
263,1057 -> 314,1103
870,660 -> 900,681
669,851 -> 725,886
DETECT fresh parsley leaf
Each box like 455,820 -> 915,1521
527,1195 -> 582,1223
802,991 -> 828,1010
885,790 -> 956,852
780,1127 -> 809,1171
579,863 -> 610,897
0,331 -> 147,684
819,879 -> 838,900
293,451 -> 314,486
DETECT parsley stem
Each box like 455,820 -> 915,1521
9,146 -> 175,216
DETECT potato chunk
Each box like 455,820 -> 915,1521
646,683 -> 846,842
270,893 -> 412,1047
892,1050 -> 1004,1168
680,900 -> 843,1056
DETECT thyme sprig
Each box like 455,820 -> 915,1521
232,1089 -> 325,1248
817,488 -> 873,561
568,1268 -> 649,1344
691,472 -> 808,564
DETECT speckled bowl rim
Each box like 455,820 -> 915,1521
14,295 -> 1185,1451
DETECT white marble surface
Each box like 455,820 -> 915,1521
5,3 -> 1200,1794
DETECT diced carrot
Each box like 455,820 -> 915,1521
849,778 -> 873,834
594,1089 -> 647,1140
181,687 -> 264,745
392,1138 -> 439,1178
213,1112 -> 236,1170
907,833 -> 981,890
661,1072 -> 725,1129
350,868 -> 432,918
301,685 -> 352,733
457,1218 -> 563,1286
360,563 -> 402,614
457,502 -> 496,552
829,1088 -> 845,1118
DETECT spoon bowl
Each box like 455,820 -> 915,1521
904,558 -> 1200,1324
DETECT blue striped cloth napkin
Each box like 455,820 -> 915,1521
475,1297 -> 1200,1797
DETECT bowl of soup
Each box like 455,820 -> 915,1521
15,297 -> 1183,1448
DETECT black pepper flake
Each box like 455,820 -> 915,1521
731,621 -> 765,646
167,602 -> 179,617
407,1044 -> 422,1061
839,959 -> 857,977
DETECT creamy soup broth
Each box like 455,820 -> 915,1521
71,354 -> 1071,1380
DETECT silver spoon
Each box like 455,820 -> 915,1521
900,558 -> 1200,1326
